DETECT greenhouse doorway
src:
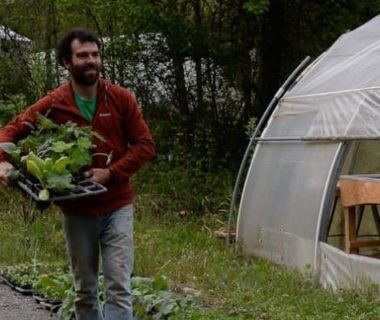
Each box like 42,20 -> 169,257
327,140 -> 380,258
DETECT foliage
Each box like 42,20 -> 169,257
132,275 -> 193,319
243,0 -> 270,15
0,94 -> 27,127
58,273 -> 192,319
0,47 -> 31,100
29,50 -> 63,102
0,261 -> 65,289
0,191 -> 66,264
245,117 -> 257,138
1,1 -> 380,171
1,263 -> 37,288
0,0 -> 261,169
133,161 -> 233,218
0,114 -> 107,200
57,282 -> 76,320
33,271 -> 72,301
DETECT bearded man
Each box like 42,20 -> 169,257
0,29 -> 155,320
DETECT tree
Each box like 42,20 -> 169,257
2,0 -> 380,169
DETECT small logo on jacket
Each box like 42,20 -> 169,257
99,113 -> 112,117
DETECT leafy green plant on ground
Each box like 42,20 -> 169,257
58,274 -> 193,320
1,263 -> 37,288
0,261 -> 65,289
132,275 -> 193,320
56,285 -> 75,319
33,271 -> 72,302
0,114 -> 108,200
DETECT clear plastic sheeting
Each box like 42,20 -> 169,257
237,141 -> 340,266
272,15 -> 380,140
319,242 -> 380,289
241,225 -> 315,269
277,88 -> 380,139
288,16 -> 380,97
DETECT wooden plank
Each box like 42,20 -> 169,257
350,240 -> 380,249
344,207 -> 357,253
339,175 -> 380,254
339,178 -> 380,207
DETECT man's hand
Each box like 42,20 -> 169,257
0,161 -> 14,186
85,168 -> 112,186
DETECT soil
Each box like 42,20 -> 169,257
0,282 -> 58,320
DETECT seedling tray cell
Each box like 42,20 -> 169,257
16,173 -> 107,203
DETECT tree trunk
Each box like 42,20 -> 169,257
193,0 -> 203,116
238,41 -> 253,122
172,53 -> 190,115
44,1 -> 56,92
255,0 -> 285,118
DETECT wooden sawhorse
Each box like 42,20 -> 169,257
339,175 -> 380,254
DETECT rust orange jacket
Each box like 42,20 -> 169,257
0,79 -> 156,216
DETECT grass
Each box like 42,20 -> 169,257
0,190 -> 66,265
0,164 -> 379,319
133,213 -> 380,320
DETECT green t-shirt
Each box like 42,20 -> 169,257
74,92 -> 97,122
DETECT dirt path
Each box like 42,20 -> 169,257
0,282 -> 57,320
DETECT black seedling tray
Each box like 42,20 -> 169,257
33,294 -> 47,304
40,300 -> 62,312
16,173 -> 107,203
15,285 -> 33,295
0,273 -> 15,289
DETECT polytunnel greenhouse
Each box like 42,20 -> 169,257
236,15 -> 380,289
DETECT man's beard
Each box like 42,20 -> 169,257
70,63 -> 100,86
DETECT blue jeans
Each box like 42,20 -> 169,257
63,204 -> 134,320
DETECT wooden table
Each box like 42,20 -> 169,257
339,175 -> 380,254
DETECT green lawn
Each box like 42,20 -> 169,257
133,213 -> 380,320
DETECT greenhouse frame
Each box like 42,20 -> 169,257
237,15 -> 380,289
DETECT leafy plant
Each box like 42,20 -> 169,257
33,272 -> 72,302
57,283 -> 76,320
0,95 -> 27,126
0,114 -> 108,200
0,142 -> 21,166
0,261 -> 59,289
57,274 -> 104,320
1,264 -> 36,288
57,274 -> 192,320
132,275 -> 193,320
